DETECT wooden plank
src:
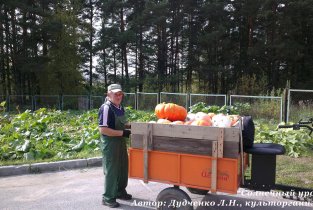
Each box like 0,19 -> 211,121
143,123 -> 152,183
131,122 -> 240,142
211,141 -> 218,193
131,134 -> 239,159
218,128 -> 224,158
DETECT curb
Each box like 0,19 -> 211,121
0,157 -> 102,177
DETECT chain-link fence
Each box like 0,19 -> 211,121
287,89 -> 313,123
123,93 -> 136,109
230,95 -> 283,123
62,95 -> 89,111
2,91 -> 312,123
189,94 -> 227,107
160,92 -> 188,109
136,92 -> 158,111
8,95 -> 33,112
0,95 -> 5,101
91,96 -> 105,109
0,95 -> 5,112
34,95 -> 60,110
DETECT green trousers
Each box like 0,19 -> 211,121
101,136 -> 128,202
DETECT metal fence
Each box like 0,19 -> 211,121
160,92 -> 188,109
136,92 -> 158,111
91,96 -> 104,109
287,89 -> 313,123
8,95 -> 33,112
230,95 -> 283,123
34,95 -> 60,110
190,94 -> 227,107
2,90 -> 312,123
123,93 -> 136,109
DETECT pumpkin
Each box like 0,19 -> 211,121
191,119 -> 212,126
155,103 -> 187,121
171,121 -> 184,125
195,112 -> 211,122
207,112 -> 216,118
228,115 -> 240,126
212,114 -> 231,127
186,113 -> 196,121
184,120 -> 194,125
157,119 -> 172,124
155,103 -> 166,119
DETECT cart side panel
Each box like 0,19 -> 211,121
149,151 -> 179,183
129,148 -> 143,178
179,154 -> 238,193
129,148 -> 239,194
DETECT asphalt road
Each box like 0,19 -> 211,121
1,167 -> 313,210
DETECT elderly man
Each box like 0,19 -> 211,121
98,84 -> 132,208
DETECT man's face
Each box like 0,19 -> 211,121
108,91 -> 124,106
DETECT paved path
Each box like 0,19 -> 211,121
1,167 -> 313,210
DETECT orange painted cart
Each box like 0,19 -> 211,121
129,122 -> 248,210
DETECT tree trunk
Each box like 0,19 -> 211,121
120,7 -> 129,91
89,0 -> 93,94
0,5 -> 6,95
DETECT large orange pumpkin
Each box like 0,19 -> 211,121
155,103 -> 187,121
155,103 -> 166,119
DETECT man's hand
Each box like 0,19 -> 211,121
125,123 -> 131,129
122,129 -> 131,138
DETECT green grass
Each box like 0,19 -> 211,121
276,150 -> 313,189
0,149 -> 102,166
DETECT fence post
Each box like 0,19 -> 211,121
283,88 -> 289,123
32,95 -> 35,111
60,94 -> 63,111
88,94 -> 91,110
7,95 -> 10,112
5,95 -> 9,112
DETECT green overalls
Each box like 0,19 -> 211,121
101,104 -> 129,203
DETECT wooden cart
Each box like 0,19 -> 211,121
129,122 -> 247,210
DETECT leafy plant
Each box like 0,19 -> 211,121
189,102 -> 250,115
0,107 -> 156,163
254,121 -> 313,158
125,106 -> 157,122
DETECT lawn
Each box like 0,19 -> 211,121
276,151 -> 313,189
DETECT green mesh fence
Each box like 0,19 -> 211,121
287,89 -> 313,123
230,95 -> 282,123
34,95 -> 60,110
91,96 -> 104,109
8,95 -> 33,112
123,93 -> 136,109
62,95 -> 89,111
136,92 -> 158,111
160,92 -> 188,109
190,94 -> 226,107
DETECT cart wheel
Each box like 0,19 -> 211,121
156,187 -> 193,210
186,187 -> 208,195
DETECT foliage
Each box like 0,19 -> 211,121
0,108 -> 99,161
2,1 -> 313,95
254,121 -> 313,158
189,102 -> 251,115
1,106 -> 312,164
0,107 -> 155,163
125,107 -> 157,122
